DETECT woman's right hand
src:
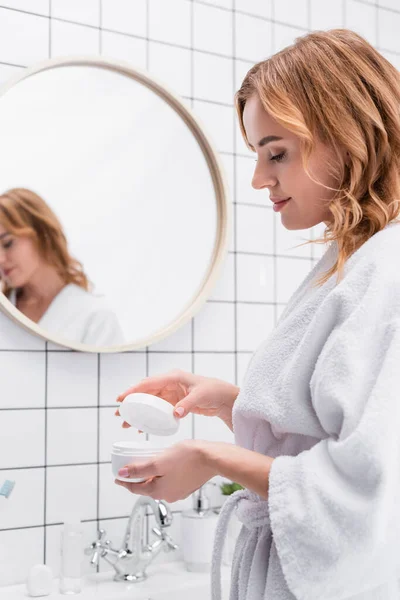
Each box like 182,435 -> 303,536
115,369 -> 240,432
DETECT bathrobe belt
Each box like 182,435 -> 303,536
211,488 -> 271,600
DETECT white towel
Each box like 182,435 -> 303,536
212,221 -> 400,600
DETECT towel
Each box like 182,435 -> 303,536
211,221 -> 400,600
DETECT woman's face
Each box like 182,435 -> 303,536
0,225 -> 42,288
242,93 -> 345,230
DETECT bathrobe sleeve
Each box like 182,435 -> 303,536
268,304 -> 400,599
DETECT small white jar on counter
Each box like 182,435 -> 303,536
112,392 -> 180,482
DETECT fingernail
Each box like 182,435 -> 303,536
118,468 -> 129,477
138,430 -> 143,434
175,407 -> 184,417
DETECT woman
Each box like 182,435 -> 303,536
0,188 -> 125,346
114,29 -> 400,600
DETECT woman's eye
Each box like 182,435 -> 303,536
270,151 -> 286,162
3,240 -> 13,249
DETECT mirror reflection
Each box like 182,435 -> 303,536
0,61 -> 228,350
0,188 -> 125,346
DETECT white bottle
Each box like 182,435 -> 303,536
181,485 -> 219,572
59,517 -> 83,595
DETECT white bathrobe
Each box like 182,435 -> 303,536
212,220 -> 400,600
9,283 -> 125,346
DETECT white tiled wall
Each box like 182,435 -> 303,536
0,0 -> 398,587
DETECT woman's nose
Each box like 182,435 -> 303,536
251,161 -> 277,191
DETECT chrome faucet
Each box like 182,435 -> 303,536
85,496 -> 179,582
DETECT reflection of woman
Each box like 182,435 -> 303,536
0,188 -> 125,346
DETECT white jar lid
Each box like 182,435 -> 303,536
118,393 -> 180,436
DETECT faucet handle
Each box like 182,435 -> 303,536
151,526 -> 179,552
85,529 -> 111,566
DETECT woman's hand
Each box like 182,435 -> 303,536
115,369 -> 240,432
115,439 -> 217,503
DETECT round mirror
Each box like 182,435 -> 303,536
0,56 -> 231,353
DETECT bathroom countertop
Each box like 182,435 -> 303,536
0,560 -> 232,599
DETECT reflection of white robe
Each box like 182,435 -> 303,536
9,283 -> 125,346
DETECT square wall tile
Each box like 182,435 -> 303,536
0,468 -> 44,529
47,408 -> 97,465
236,156 -> 265,206
236,303 -> 274,352
99,406 -> 144,463
46,465 -> 97,524
148,320 -> 192,352
99,463 -> 140,519
195,0 -> 232,7
0,527 -> 44,586
45,520 -> 97,578
51,0 -> 100,26
193,52 -> 233,104
194,352 -> 236,385
273,22 -> 303,54
47,352 -> 98,408
1,0 -> 49,15
236,254 -> 274,303
275,256 -> 313,303
274,0 -> 308,29
234,58 -> 254,90
149,42 -> 191,97
99,352 -> 146,406
0,351 -> 45,409
101,31 -> 147,68
235,12 -> 272,62
0,410 -> 44,468
193,3 -> 233,56
236,0 -> 272,18
50,19 -> 100,56
0,8 -> 49,66
101,0 -> 147,37
149,0 -> 191,47
310,0 -> 344,29
378,0 -> 400,9
193,100 -> 234,153
194,302 -> 235,351
378,6 -> 400,52
219,152 -> 234,203
209,253 -> 235,302
148,352 -> 193,376
345,0 -> 377,47
236,204 -> 274,254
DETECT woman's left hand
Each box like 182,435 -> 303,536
115,440 -> 217,503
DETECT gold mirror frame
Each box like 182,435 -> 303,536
0,55 -> 232,353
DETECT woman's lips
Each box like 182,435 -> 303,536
272,198 -> 291,212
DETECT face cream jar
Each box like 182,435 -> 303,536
112,440 -> 165,483
112,393 -> 180,483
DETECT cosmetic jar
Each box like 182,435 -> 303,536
112,393 -> 180,482
112,440 -> 165,483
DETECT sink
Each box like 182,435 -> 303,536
0,561 -> 231,600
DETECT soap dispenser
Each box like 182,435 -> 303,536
181,483 -> 219,572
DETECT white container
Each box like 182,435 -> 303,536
112,440 -> 165,483
181,486 -> 219,572
59,519 -> 83,595
118,393 -> 180,436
